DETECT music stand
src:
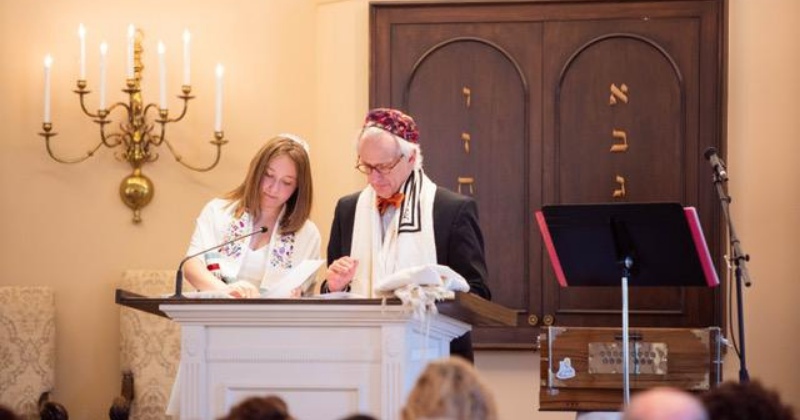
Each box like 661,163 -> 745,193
535,202 -> 719,407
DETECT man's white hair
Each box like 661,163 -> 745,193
357,126 -> 424,170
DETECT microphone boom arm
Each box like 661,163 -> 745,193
171,226 -> 267,298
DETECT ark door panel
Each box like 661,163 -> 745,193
541,5 -> 721,328
374,18 -> 544,347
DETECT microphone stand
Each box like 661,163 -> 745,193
610,217 -> 637,407
710,159 -> 752,382
171,226 -> 267,298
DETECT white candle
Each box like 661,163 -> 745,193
158,41 -> 167,109
99,42 -> 108,110
182,30 -> 191,86
78,24 -> 86,80
126,24 -> 135,79
215,64 -> 224,132
43,55 -> 53,123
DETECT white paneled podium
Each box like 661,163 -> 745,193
116,291 -> 516,420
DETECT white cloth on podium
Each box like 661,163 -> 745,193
376,264 -> 470,322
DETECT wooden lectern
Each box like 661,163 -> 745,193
116,290 -> 515,420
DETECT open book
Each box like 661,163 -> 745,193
260,259 -> 325,298
179,259 -> 325,299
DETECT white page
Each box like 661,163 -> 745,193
260,259 -> 324,298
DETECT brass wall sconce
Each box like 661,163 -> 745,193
39,25 -> 227,223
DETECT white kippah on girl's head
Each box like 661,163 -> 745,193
278,133 -> 310,155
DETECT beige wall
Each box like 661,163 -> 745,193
724,0 -> 800,404
0,0 -> 797,418
0,0 -> 321,417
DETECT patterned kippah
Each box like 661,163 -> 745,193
363,108 -> 419,144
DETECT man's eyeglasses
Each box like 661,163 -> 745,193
355,154 -> 405,175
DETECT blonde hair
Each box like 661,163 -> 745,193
401,357 -> 498,420
224,135 -> 313,234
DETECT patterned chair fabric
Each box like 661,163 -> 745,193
0,287 -> 56,420
120,270 -> 186,420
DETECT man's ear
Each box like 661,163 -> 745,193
408,149 -> 417,164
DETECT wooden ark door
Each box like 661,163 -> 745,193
540,3 -> 723,328
373,16 -> 545,346
371,1 -> 725,348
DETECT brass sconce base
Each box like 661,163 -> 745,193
119,169 -> 154,223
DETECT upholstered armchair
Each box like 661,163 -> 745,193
118,270 -> 187,420
0,287 -> 56,420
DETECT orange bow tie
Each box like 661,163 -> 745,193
376,192 -> 405,215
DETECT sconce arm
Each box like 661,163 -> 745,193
99,121 -> 124,148
107,101 -> 130,116
44,135 -> 105,164
143,103 -> 159,121
152,120 -> 167,146
166,94 -> 192,123
76,88 -> 100,119
162,133 -> 227,172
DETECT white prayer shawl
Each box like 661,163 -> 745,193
187,198 -> 321,290
350,169 -> 438,297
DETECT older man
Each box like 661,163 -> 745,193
623,388 -> 707,420
323,108 -> 491,361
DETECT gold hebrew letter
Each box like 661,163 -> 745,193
609,83 -> 629,105
461,132 -> 471,154
457,177 -> 475,195
462,87 -> 472,108
610,129 -> 629,152
612,175 -> 626,198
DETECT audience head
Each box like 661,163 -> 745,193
0,405 -> 19,420
39,401 -> 69,420
702,380 -> 796,420
623,387 -> 707,420
339,415 -> 379,420
227,134 -> 313,233
401,357 -> 498,420
219,396 -> 295,420
356,108 -> 422,198
108,396 -> 131,420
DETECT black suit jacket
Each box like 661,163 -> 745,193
327,187 -> 491,361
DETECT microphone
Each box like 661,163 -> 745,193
704,147 -> 728,181
172,226 -> 267,298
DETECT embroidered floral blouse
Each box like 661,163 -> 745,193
186,198 -> 321,291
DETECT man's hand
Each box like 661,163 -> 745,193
290,287 -> 302,298
326,256 -> 359,292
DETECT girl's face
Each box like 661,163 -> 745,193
259,154 -> 298,210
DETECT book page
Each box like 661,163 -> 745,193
260,259 -> 325,298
